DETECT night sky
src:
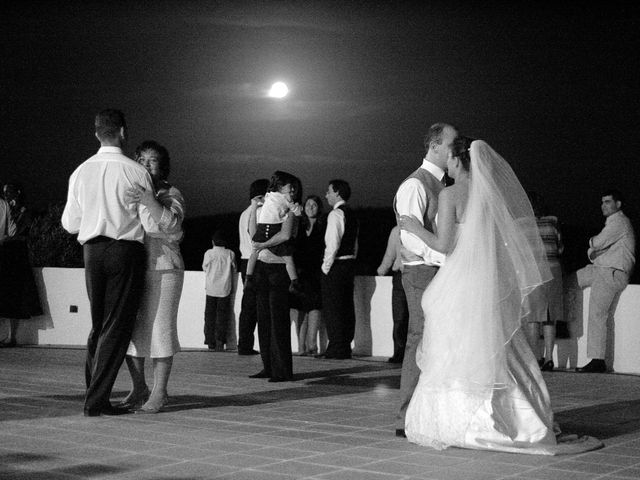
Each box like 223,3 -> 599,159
3,1 -> 639,233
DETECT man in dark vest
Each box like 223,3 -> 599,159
393,123 -> 458,436
320,179 -> 358,359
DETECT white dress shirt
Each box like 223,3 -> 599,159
62,146 -> 154,244
395,158 -> 445,266
0,198 -> 16,240
322,200 -> 358,274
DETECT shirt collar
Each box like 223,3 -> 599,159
420,157 -> 445,182
97,146 -> 124,154
333,199 -> 346,210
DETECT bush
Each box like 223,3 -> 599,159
28,203 -> 83,267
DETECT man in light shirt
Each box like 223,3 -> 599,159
62,109 -> 154,416
320,179 -> 358,360
393,122 -> 458,437
570,190 -> 636,373
237,178 -> 268,355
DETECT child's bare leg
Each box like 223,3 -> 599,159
283,256 -> 302,294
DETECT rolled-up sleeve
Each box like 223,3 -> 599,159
322,208 -> 344,274
395,178 -> 428,256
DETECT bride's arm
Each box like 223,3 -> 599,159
399,188 -> 457,254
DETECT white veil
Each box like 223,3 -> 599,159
417,139 -> 552,391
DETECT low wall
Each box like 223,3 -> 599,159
1,268 -> 638,374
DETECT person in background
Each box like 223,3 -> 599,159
377,225 -> 409,364
248,171 -> 302,382
569,190 -> 636,373
290,195 -> 327,356
243,171 -> 302,295
62,109 -> 151,416
524,191 -> 564,372
320,179 -> 358,360
202,230 -> 237,351
0,183 -> 42,347
121,140 -> 185,414
237,179 -> 269,355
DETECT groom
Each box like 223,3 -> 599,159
393,123 -> 458,437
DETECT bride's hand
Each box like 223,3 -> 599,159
399,215 -> 423,235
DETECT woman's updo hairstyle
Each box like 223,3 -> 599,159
450,136 -> 474,171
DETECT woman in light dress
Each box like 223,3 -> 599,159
399,137 -> 599,454
120,141 -> 185,413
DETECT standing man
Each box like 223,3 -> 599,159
320,179 -> 358,360
62,109 -> 153,416
393,123 -> 458,436
570,190 -> 635,373
237,178 -> 269,355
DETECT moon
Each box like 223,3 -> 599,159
268,81 -> 289,98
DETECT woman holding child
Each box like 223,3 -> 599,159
247,170 -> 302,383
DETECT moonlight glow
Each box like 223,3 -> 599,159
268,81 -> 289,98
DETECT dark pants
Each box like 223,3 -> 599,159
391,270 -> 409,360
321,259 -> 356,358
255,261 -> 292,379
204,295 -> 230,347
238,259 -> 258,353
396,264 -> 438,429
83,237 -> 145,413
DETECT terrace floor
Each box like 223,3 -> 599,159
1,346 -> 640,479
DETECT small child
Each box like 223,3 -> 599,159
202,230 -> 237,351
244,170 -> 302,294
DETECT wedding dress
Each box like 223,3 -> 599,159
405,141 -> 568,454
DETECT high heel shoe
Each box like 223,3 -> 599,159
116,387 -> 150,410
541,360 -> 554,372
135,395 -> 169,414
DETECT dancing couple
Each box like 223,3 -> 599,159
394,125 -> 601,455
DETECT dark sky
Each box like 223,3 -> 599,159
3,1 -> 639,231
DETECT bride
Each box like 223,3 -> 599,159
400,137 -> 592,455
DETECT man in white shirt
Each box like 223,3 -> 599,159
393,123 -> 458,436
62,109 -> 153,416
571,190 -> 636,373
320,179 -> 358,360
237,178 -> 268,355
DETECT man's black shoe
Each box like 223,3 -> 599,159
238,349 -> 260,356
84,405 -> 131,417
249,370 -> 270,379
576,359 -> 607,373
388,356 -> 403,364
268,377 -> 292,383
395,429 -> 406,438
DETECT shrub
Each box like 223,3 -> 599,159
28,203 -> 83,267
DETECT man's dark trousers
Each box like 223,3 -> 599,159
321,259 -> 356,358
238,259 -> 258,353
83,237 -> 145,413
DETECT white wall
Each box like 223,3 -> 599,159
2,268 -> 638,374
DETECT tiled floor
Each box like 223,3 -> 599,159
1,346 -> 640,479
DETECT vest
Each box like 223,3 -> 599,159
393,167 -> 444,263
335,204 -> 358,257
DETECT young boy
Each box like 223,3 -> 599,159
202,230 -> 236,351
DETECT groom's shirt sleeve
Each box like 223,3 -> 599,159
396,178 -> 428,258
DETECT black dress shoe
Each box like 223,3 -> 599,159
238,349 -> 260,356
388,356 -> 403,364
84,405 -> 131,417
249,370 -> 270,378
395,429 -> 406,438
268,377 -> 292,383
576,359 -> 607,373
541,360 -> 554,372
